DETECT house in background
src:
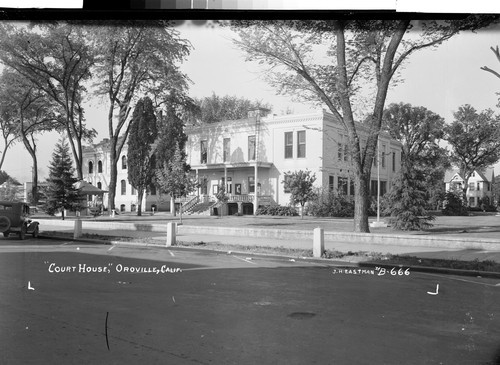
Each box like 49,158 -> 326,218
184,108 -> 403,215
443,168 -> 495,207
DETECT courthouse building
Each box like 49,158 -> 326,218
81,108 -> 402,215
184,108 -> 402,215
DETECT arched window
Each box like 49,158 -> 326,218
121,156 -> 127,169
97,182 -> 102,190
121,180 -> 126,195
98,160 -> 103,173
88,161 -> 93,174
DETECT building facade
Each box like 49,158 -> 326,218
444,169 -> 495,207
82,138 -> 169,213
184,109 -> 402,215
80,109 -> 402,215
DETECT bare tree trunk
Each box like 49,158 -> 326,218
137,189 -> 143,216
108,145 -> 118,214
353,172 -> 371,232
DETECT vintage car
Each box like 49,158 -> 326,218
0,201 -> 40,240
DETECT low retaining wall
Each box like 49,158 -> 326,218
36,219 -> 500,251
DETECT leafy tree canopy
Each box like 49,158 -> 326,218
192,93 -> 272,124
444,104 -> 500,202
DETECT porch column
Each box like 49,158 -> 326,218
196,169 -> 199,197
224,166 -> 227,193
254,163 -> 258,215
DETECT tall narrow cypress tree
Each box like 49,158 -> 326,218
44,137 -> 82,220
127,97 -> 158,216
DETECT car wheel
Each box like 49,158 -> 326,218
0,216 -> 11,234
3,231 -> 9,238
19,225 -> 26,240
32,226 -> 39,238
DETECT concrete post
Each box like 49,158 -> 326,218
74,217 -> 82,239
166,222 -> 176,247
313,227 -> 324,258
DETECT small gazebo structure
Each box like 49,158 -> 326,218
74,180 -> 108,215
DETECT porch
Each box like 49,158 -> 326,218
176,193 -> 275,216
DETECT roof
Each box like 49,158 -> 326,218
74,180 -> 108,195
443,168 -> 495,183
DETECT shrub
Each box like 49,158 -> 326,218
255,205 -> 298,216
307,188 -> 355,217
442,191 -> 468,216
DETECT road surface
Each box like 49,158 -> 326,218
1,237 -> 500,364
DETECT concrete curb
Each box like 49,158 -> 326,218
35,218 -> 500,250
38,233 -> 500,278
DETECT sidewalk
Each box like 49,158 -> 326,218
38,218 -> 500,264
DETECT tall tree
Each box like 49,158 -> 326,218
89,20 -> 191,214
228,17 -> 495,232
0,69 -> 57,204
193,93 -> 272,124
0,95 -> 19,172
444,104 -> 500,204
155,143 -> 197,223
127,97 -> 158,216
0,22 -> 97,179
382,102 -> 449,227
44,138 -> 83,220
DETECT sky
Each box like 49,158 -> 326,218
3,19 -> 500,183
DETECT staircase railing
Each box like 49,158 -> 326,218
182,196 -> 200,213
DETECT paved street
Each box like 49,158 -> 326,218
1,237 -> 500,364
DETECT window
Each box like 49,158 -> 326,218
468,182 -> 475,191
200,140 -> 207,164
338,141 -> 343,161
329,175 -> 334,192
131,186 -> 136,195
338,177 -> 348,195
349,180 -> 355,196
469,197 -> 475,206
477,182 -> 481,190
297,131 -> 306,158
392,152 -> 396,172
120,204 -> 126,212
380,181 -> 387,196
150,184 -> 157,196
284,132 -> 293,159
223,138 -> 230,162
121,180 -> 126,195
121,156 -> 127,169
97,182 -> 102,190
248,176 -> 255,193
370,180 -> 377,196
381,145 -> 386,168
98,160 -> 103,173
248,135 -> 256,161
343,144 -> 348,162
131,204 -> 136,212
88,161 -> 93,174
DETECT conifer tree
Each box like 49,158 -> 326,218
44,137 -> 83,220
127,97 -> 158,216
384,164 -> 435,230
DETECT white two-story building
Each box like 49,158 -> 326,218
444,168 -> 495,207
184,108 -> 402,215
82,138 -> 169,213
